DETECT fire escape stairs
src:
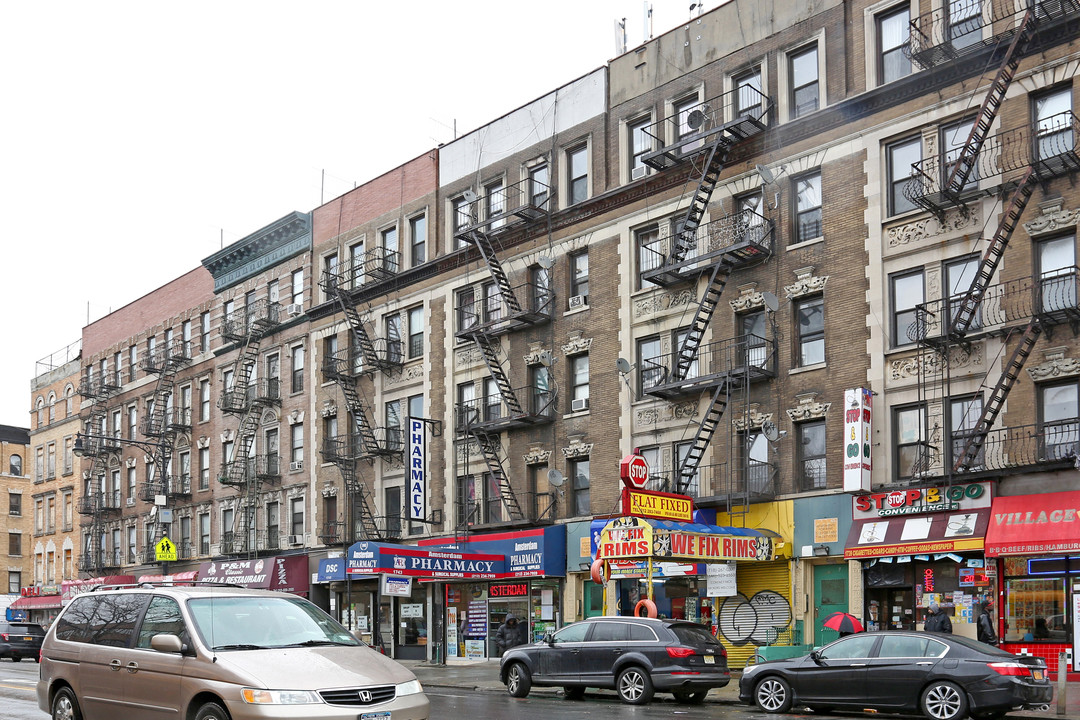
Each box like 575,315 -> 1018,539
330,279 -> 392,374
471,427 -> 524,521
675,382 -> 731,495
465,229 -> 523,315
467,332 -> 525,416
672,261 -> 732,383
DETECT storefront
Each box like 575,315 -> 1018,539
984,490 -> 1080,677
8,587 -> 63,627
198,555 -> 310,595
844,481 -> 993,640
792,494 -> 855,648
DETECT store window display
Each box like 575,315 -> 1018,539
1002,556 -> 1072,643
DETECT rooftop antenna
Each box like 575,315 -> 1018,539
614,17 -> 627,55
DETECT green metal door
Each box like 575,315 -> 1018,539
813,563 -> 848,647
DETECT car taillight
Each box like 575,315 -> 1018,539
0,633 -> 8,641
988,662 -> 1033,676
667,646 -> 696,658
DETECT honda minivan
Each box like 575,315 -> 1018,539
37,583 -> 429,720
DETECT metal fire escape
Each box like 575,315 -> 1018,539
319,265 -> 400,542
76,364 -> 123,574
634,87 -> 774,512
453,178 -> 557,524
217,299 -> 283,556
904,1 -> 1080,480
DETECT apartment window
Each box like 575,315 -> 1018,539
949,395 -> 984,469
200,312 -> 211,353
638,336 -> 664,393
570,355 -> 589,412
789,45 -> 819,118
8,492 -> 20,516
878,6 -> 911,85
894,404 -> 927,481
529,163 -> 549,209
530,365 -> 551,416
793,171 -> 822,243
62,491 -> 72,531
35,446 -> 43,482
673,95 -> 701,145
290,497 -> 304,537
198,513 -> 210,555
63,436 -> 73,475
1035,87 -> 1073,162
942,118 -> 978,192
628,117 -> 652,178
65,385 -> 74,417
482,377 -> 501,422
1040,381 -> 1079,460
946,255 -> 982,330
569,250 -> 589,301
569,459 -> 590,517
291,345 -> 304,393
323,253 -> 339,293
636,224 -> 662,290
457,382 -> 477,430
127,466 -> 136,499
9,532 -> 21,556
948,0 -> 982,49
384,487 -> 402,537
457,285 -> 477,332
567,144 -> 588,204
266,501 -> 279,546
735,68 -> 764,119
381,226 -> 399,273
409,213 -> 426,267
385,401 -> 403,451
36,398 -> 44,428
742,431 -> 771,494
452,196 -> 471,247
891,269 -> 924,346
385,314 -> 403,363
46,442 -> 56,479
674,442 -> 700,497
485,180 -> 505,229
482,282 -> 503,324
888,136 -> 921,215
9,454 -> 21,477
1039,234 -> 1078,313
290,423 -> 304,464
796,296 -> 825,366
198,378 -> 210,422
291,269 -> 303,305
7,570 -> 19,593
531,264 -> 551,313
127,526 -> 136,564
797,421 -> 826,491
408,306 -> 424,358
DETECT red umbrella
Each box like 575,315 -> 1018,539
822,612 -> 864,634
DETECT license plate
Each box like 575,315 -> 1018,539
23,637 -> 32,641
1033,670 -> 1044,681
360,713 -> 390,720
704,655 -> 715,664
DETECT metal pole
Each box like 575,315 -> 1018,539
1057,651 -> 1067,716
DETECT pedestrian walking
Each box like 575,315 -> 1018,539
494,614 -> 528,656
924,602 -> 952,633
977,600 -> 998,645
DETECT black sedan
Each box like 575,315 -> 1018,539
499,616 -> 730,705
740,631 -> 1052,720
0,621 -> 45,662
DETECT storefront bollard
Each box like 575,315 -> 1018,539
1057,651 -> 1068,716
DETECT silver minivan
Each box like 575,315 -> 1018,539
37,584 -> 430,720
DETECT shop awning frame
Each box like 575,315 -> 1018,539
843,508 -> 991,559
10,595 -> 63,610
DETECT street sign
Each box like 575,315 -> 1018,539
155,536 -> 178,562
620,451 -> 650,489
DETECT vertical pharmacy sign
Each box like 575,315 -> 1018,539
408,417 -> 426,522
843,388 -> 872,492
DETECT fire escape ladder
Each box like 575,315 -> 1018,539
942,8 -> 1035,197
339,379 -> 379,453
331,283 -> 384,372
669,141 -> 731,266
953,318 -> 1043,472
673,262 -> 732,382
469,332 -> 524,416
337,462 -> 381,540
467,229 -> 523,314
951,168 -> 1039,338
471,429 -> 524,521
675,382 -> 731,494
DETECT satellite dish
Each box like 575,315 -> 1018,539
686,109 -> 706,130
547,469 -> 565,487
463,189 -> 478,203
538,255 -> 554,269
148,505 -> 158,519
616,357 -> 632,374
538,350 -> 554,367
762,291 -> 779,313
755,164 -> 775,185
762,420 -> 780,442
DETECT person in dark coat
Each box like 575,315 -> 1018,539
977,600 -> 998,645
924,602 -> 953,633
495,614 -> 528,655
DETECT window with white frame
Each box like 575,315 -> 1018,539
796,296 -> 825,366
566,144 -> 588,205
789,45 -> 819,118
891,269 -> 924,347
569,355 -> 589,412
628,116 -> 653,178
636,224 -> 662,290
793,171 -> 822,243
734,67 -> 764,119
529,164 -> 550,209
894,404 -> 926,480
887,135 -> 921,216
485,179 -> 505,229
410,213 -> 426,267
408,306 -> 424,359
877,5 -> 911,85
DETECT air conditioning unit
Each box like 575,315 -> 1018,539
290,460 -> 303,471
125,497 -> 135,506
286,303 -> 303,317
571,397 -> 590,412
631,165 -> 650,181
567,294 -> 587,310
287,534 -> 303,546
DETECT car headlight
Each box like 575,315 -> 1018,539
396,679 -> 424,696
241,688 -> 321,705
743,663 -> 759,675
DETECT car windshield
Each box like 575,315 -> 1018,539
187,595 -> 361,650
670,623 -> 723,648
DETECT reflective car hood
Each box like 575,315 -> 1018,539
214,645 -> 417,690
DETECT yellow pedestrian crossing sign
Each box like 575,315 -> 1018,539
155,536 -> 178,562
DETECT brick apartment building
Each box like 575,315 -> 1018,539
37,0 -> 1080,672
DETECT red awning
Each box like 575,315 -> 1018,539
136,570 -> 199,583
844,508 -> 990,559
10,595 -> 63,610
985,492 -> 1080,556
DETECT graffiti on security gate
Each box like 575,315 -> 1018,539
717,590 -> 792,646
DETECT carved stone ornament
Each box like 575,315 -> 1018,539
287,486 -> 305,499
220,429 -> 235,443
786,393 -> 832,422
562,330 -> 592,356
1027,346 -> 1080,381
456,345 -> 484,367
143,453 -> 154,465
1024,199 -> 1079,237
633,289 -> 695,319
784,267 -> 828,299
731,407 -> 772,432
635,402 -> 697,427
885,205 -> 981,248
562,435 -> 593,459
321,485 -> 338,498
730,283 -> 766,313
523,445 -> 552,465
321,400 -> 337,418
387,364 -> 424,387
197,436 -> 210,449
125,457 -> 137,468
889,343 -> 984,380
288,410 -> 304,425
523,342 -> 551,366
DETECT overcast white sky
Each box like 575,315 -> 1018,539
0,0 -> 720,428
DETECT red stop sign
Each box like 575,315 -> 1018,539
620,452 -> 650,489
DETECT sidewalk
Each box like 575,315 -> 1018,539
400,660 -> 1080,719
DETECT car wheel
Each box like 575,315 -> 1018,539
52,686 -> 82,720
921,681 -> 968,720
506,662 -> 532,698
616,666 -> 654,705
755,676 -> 793,713
563,686 -> 586,700
194,701 -> 230,720
673,690 -> 708,704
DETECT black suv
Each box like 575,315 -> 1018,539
0,620 -> 46,662
499,616 -> 729,705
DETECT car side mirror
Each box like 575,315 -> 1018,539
544,632 -> 554,646
150,633 -> 184,654
809,650 -> 823,664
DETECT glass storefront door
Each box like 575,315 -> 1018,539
395,582 -> 428,660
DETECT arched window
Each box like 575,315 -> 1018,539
65,385 -> 74,417
9,454 -> 22,476
35,397 -> 44,427
48,393 -> 57,424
